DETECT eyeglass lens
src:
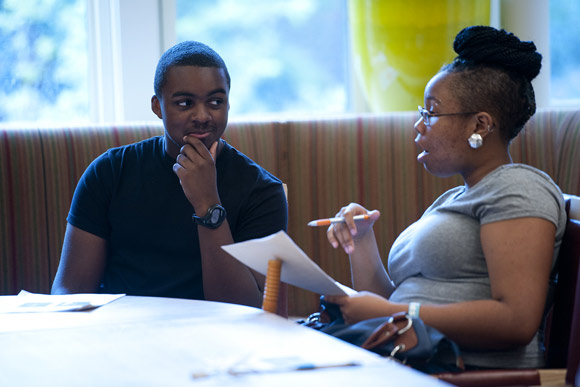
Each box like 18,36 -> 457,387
418,106 -> 429,125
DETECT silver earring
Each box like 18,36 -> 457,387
468,133 -> 483,149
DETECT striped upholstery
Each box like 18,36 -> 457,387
1,109 -> 579,317
1,124 -> 164,295
221,120 -> 286,179
1,129 -> 48,296
511,108 -> 580,195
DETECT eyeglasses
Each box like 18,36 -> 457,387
418,106 -> 478,126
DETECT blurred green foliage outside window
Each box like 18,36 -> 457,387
175,0 -> 350,117
550,0 -> 580,104
0,0 -> 88,123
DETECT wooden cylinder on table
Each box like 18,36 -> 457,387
262,258 -> 282,314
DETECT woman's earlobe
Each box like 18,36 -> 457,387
468,133 -> 483,149
468,116 -> 495,149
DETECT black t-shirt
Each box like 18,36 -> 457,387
67,136 -> 288,299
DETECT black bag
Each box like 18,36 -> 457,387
299,297 -> 464,374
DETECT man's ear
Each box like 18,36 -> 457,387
151,95 -> 162,119
473,112 -> 494,138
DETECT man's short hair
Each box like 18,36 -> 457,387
153,41 -> 231,97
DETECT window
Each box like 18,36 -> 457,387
175,0 -> 349,118
550,0 -> 580,105
0,0 -> 88,123
0,1 -> 577,124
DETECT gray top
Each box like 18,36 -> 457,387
388,164 -> 566,368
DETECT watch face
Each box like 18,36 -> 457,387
210,209 -> 221,224
193,205 -> 226,229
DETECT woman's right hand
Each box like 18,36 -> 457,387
326,203 -> 380,254
325,291 -> 394,324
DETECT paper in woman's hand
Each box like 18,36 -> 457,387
222,231 -> 356,296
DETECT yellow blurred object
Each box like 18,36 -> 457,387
349,0 -> 490,112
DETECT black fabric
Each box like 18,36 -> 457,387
321,316 -> 463,373
300,297 -> 464,374
68,136 -> 287,299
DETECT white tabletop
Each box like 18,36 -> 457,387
0,296 -> 449,386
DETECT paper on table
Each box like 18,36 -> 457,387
222,231 -> 356,296
0,291 -> 125,313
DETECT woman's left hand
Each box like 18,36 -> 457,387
325,291 -> 395,324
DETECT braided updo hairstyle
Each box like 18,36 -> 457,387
441,26 -> 542,142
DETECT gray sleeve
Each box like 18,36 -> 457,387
473,167 -> 563,228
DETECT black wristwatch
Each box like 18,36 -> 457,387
192,204 -> 227,229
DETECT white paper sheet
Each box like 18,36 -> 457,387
222,231 -> 356,296
0,291 -> 125,313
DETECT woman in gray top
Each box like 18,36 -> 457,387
325,25 -> 567,369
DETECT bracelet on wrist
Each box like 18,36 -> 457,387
408,302 -> 421,318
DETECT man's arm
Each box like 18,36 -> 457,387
196,220 -> 263,306
174,137 -> 267,307
51,223 -> 107,294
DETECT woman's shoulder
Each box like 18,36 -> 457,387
479,164 -> 562,196
469,164 -> 565,227
491,163 -> 555,181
